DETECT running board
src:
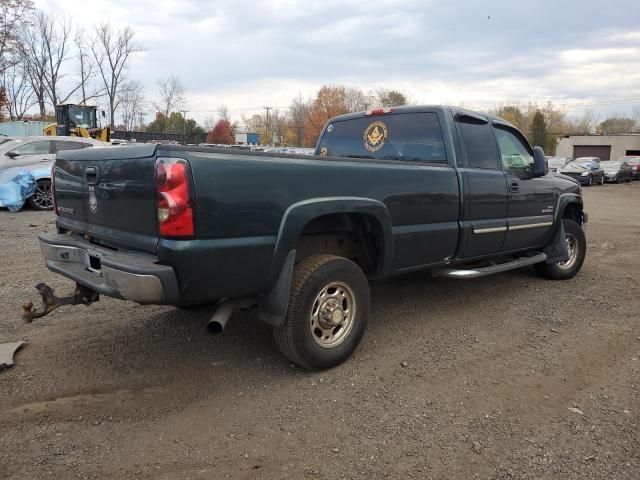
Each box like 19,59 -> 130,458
433,253 -> 547,279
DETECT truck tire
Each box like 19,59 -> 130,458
27,179 -> 54,211
273,255 -> 370,370
534,219 -> 586,280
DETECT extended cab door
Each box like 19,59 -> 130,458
493,125 -> 555,251
454,114 -> 508,259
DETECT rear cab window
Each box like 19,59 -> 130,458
316,112 -> 447,164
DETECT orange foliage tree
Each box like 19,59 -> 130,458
304,85 -> 348,147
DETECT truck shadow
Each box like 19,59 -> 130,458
108,266 -> 540,377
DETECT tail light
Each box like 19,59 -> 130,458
51,163 -> 57,214
365,108 -> 394,116
155,158 -> 195,238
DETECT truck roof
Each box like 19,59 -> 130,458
327,105 -> 516,130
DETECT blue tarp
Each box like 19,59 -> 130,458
0,166 -> 50,212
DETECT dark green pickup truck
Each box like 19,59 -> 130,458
26,106 -> 587,370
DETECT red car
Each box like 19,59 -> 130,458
620,156 -> 640,180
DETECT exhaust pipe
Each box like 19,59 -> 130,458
206,298 -> 255,335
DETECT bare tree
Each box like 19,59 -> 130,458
91,24 -> 141,127
288,94 -> 311,146
2,61 -> 34,119
0,0 -> 33,74
19,17 -> 47,116
153,75 -> 185,120
119,79 -> 145,130
217,104 -> 229,122
74,29 -> 103,104
36,12 -> 79,106
345,87 -> 371,112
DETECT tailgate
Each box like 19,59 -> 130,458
54,144 -> 159,253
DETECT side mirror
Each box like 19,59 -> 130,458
533,146 -> 546,177
6,151 -> 18,158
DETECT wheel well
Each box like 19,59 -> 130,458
295,213 -> 384,276
562,202 -> 583,225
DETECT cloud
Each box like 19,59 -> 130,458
35,0 -> 640,123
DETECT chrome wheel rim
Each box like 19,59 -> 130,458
31,182 -> 53,209
557,233 -> 578,271
309,282 -> 356,348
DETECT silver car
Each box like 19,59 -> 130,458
0,136 -> 105,210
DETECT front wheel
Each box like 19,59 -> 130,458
586,175 -> 593,186
27,179 -> 54,210
273,255 -> 370,370
535,219 -> 586,280
599,175 -> 605,185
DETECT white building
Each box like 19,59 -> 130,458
556,134 -> 640,160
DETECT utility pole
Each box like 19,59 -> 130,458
180,110 -> 189,137
263,106 -> 272,145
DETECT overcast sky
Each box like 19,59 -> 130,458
36,0 -> 640,124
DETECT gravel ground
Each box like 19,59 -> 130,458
0,183 -> 639,480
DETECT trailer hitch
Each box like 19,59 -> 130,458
21,283 -> 99,323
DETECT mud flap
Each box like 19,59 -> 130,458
543,221 -> 569,264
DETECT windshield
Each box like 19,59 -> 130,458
601,161 -> 620,169
68,106 -> 96,129
562,162 -> 587,171
316,112 -> 447,163
548,158 -> 566,167
621,157 -> 640,165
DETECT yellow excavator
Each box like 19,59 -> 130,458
43,104 -> 111,142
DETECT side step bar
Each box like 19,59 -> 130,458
433,252 -> 547,279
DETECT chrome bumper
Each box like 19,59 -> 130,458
39,233 -> 179,304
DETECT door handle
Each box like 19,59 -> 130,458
509,181 -> 519,193
85,166 -> 100,185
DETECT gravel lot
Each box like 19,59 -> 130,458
1,183 -> 639,479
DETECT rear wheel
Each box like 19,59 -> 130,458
273,255 -> 370,370
535,219 -> 586,280
27,179 -> 53,210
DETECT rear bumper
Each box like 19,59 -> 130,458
39,233 -> 179,304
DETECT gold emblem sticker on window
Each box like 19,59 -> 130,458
363,121 -> 388,152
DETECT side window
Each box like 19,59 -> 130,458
11,140 -> 51,156
457,119 -> 500,169
494,128 -> 534,174
54,141 -> 85,153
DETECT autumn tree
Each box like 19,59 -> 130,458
597,116 -> 636,134
206,119 -> 234,144
305,85 -> 348,146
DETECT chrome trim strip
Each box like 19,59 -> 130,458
509,222 -> 553,231
474,222 -> 553,234
473,226 -> 508,234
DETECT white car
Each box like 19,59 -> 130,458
0,136 -> 107,210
